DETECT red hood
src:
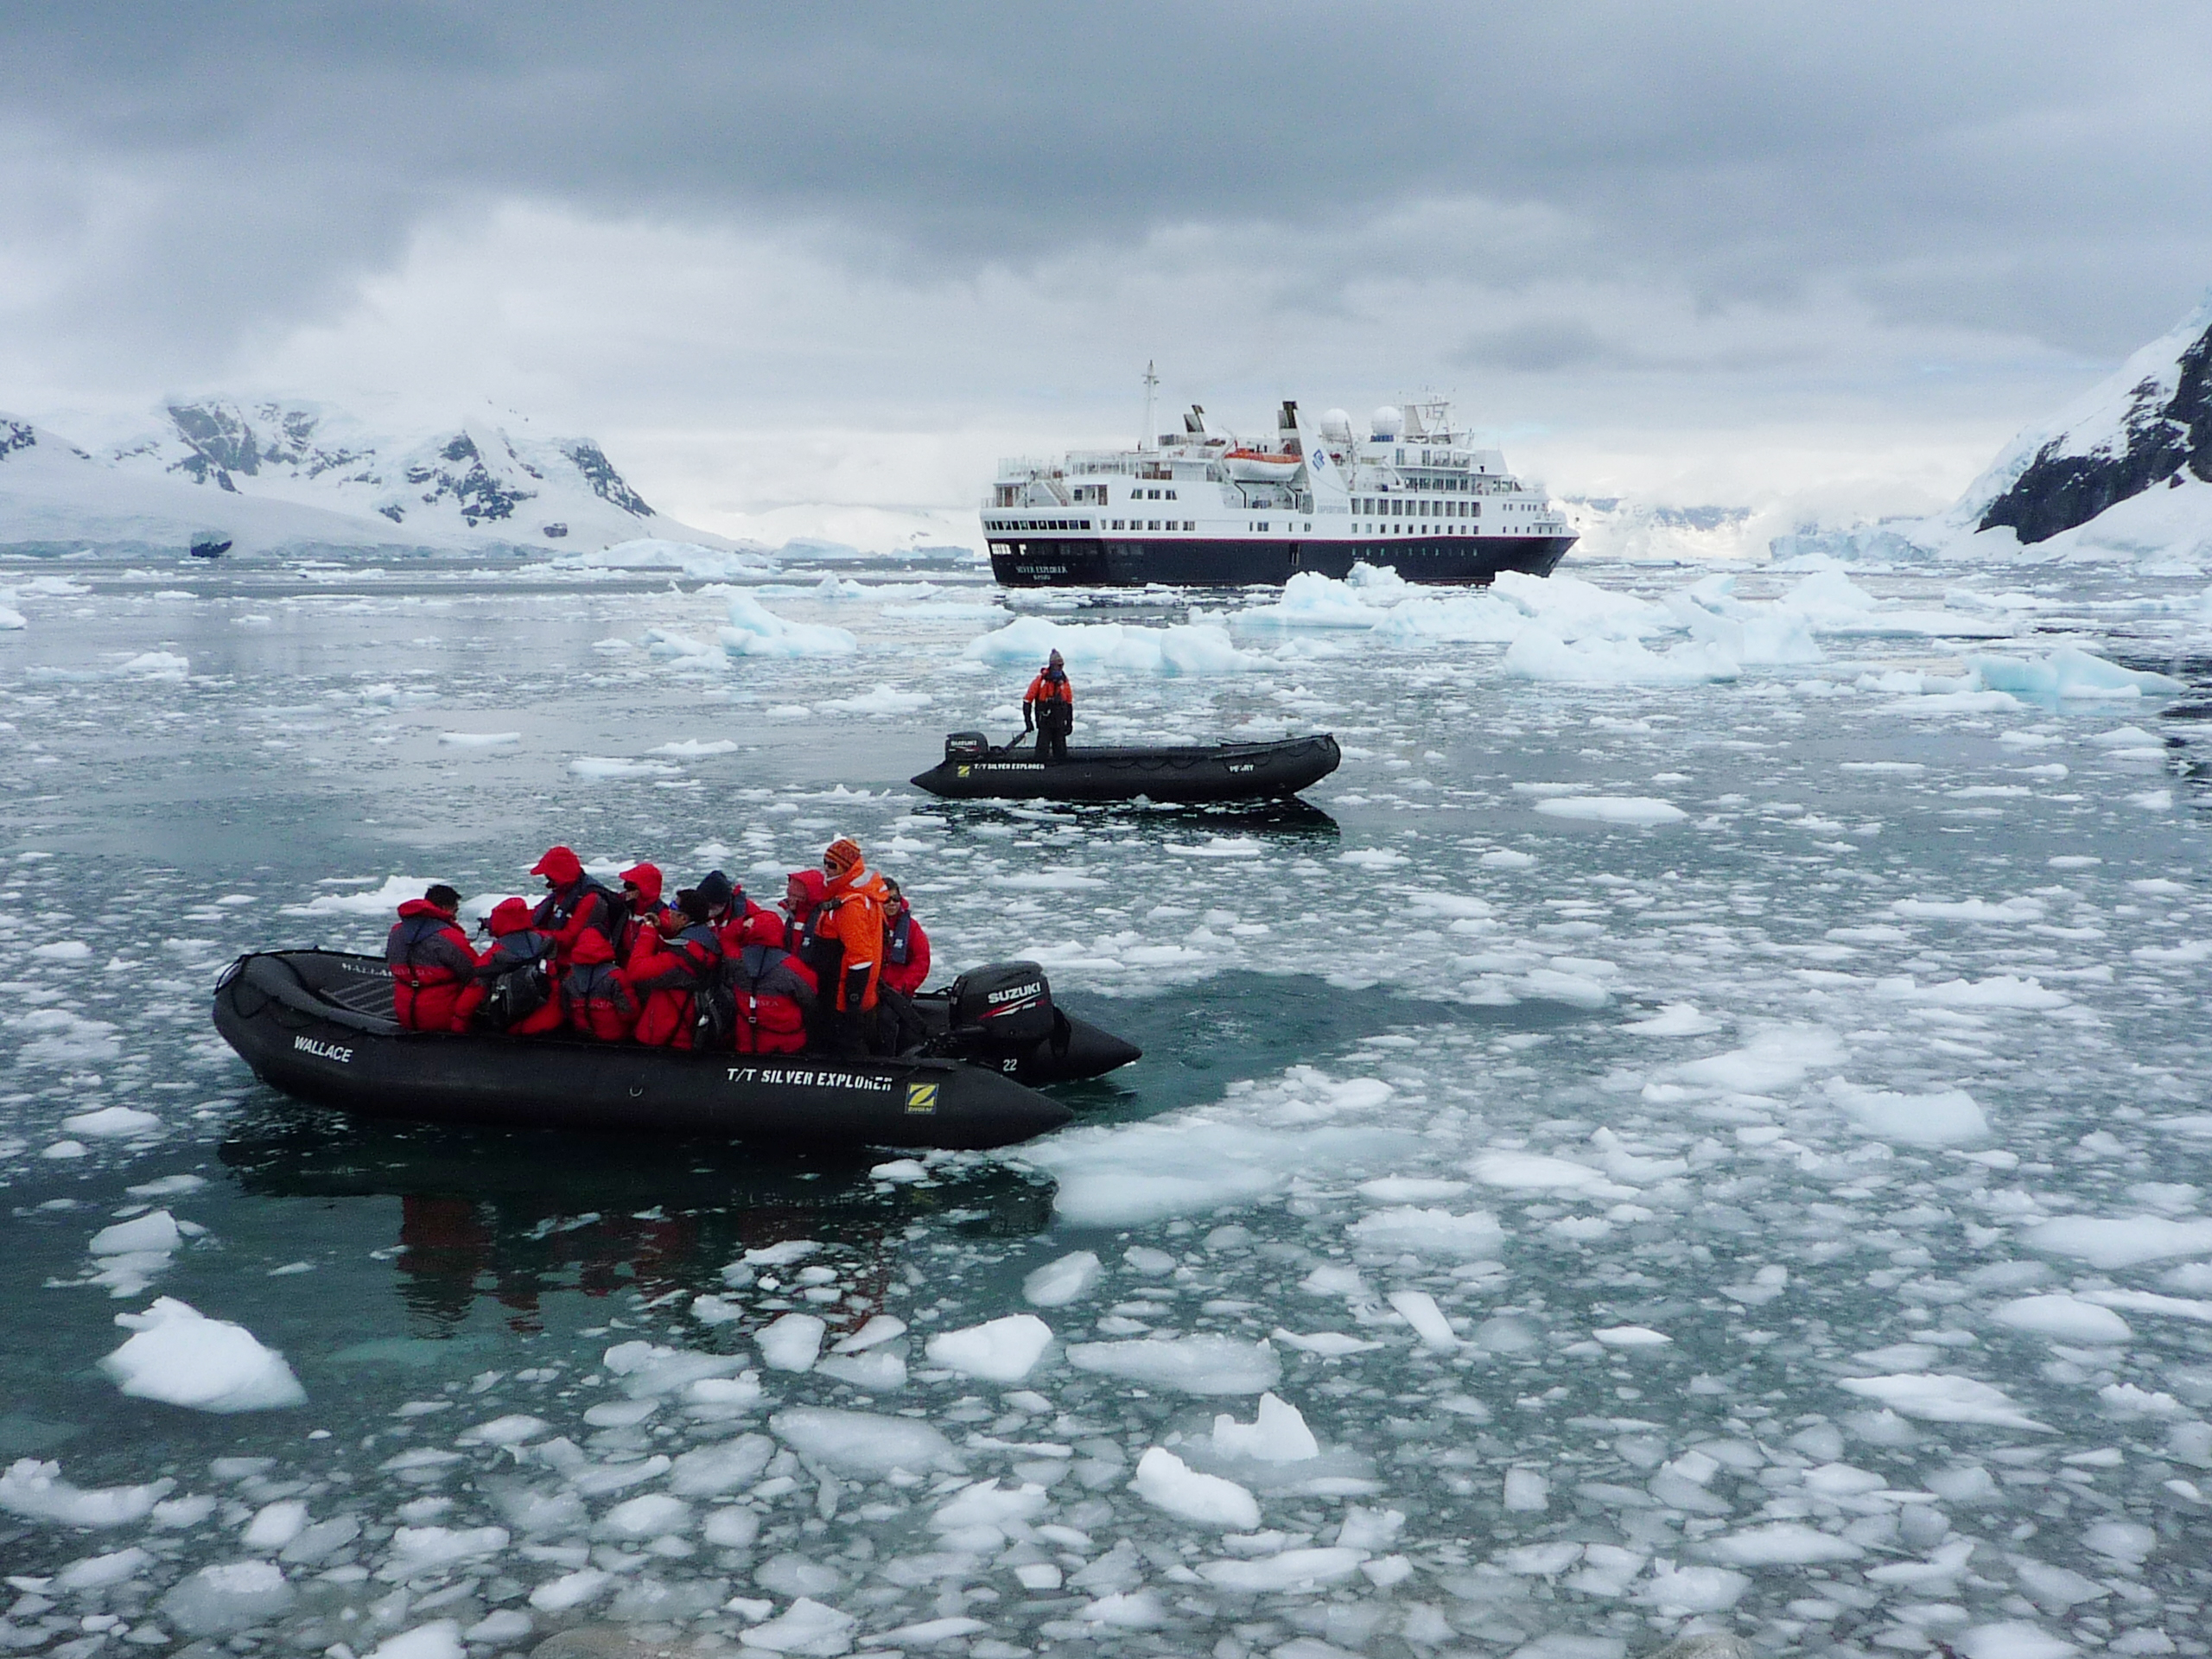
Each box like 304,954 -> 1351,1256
570,931 -> 617,966
741,911 -> 788,949
620,861 -> 664,906
397,897 -> 456,922
486,897 -> 535,936
531,845 -> 585,885
785,869 -> 828,919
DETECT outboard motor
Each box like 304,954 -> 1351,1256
944,731 -> 991,761
943,960 -> 1067,1071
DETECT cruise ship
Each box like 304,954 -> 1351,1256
982,378 -> 1575,588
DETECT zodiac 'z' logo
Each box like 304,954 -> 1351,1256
904,1082 -> 938,1115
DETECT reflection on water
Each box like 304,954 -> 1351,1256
219,1108 -> 1056,1333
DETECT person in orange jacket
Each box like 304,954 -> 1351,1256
560,931 -> 640,1040
1023,649 -> 1074,762
817,838 -> 890,1055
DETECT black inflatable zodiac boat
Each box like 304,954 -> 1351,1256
212,950 -> 1138,1151
912,731 -> 1340,804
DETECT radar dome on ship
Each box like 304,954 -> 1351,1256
1370,405 -> 1402,440
1319,408 -> 1353,441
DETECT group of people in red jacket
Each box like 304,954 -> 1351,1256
384,837 -> 931,1058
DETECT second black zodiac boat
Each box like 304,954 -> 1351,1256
213,950 -> 1139,1152
911,731 -> 1340,804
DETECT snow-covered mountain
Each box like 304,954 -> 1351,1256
1957,299 -> 2211,544
1,398 -> 733,557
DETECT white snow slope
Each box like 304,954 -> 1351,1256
0,400 -> 736,558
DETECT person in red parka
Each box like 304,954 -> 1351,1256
452,897 -> 564,1035
561,931 -> 640,1040
879,877 -> 931,997
629,890 -> 724,1049
385,884 -> 478,1032
728,928 -> 817,1054
696,869 -> 765,954
617,861 -> 676,967
528,845 -> 623,969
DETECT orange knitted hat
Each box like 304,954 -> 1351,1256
823,837 -> 863,876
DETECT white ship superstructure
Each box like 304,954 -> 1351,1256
983,382 -> 1574,588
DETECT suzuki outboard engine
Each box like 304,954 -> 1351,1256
944,731 -> 991,761
943,960 -> 1067,1070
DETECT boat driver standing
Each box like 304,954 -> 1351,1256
1023,650 -> 1074,763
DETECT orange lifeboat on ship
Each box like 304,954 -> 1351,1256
1223,448 -> 1302,482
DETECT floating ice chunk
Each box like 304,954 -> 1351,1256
830,1315 -> 907,1354
756,1313 -> 826,1373
931,1478 -> 1049,1536
1469,1150 -> 1634,1196
925,1313 -> 1052,1382
117,651 -> 189,679
1670,1025 -> 1843,1092
2089,724 -> 2159,747
1878,974 -> 2069,1009
1534,793 -> 1689,826
160,1560 -> 295,1635
1066,1334 -> 1281,1395
573,538 -> 774,581
1389,1291 -> 1460,1350
1957,1622 -> 2080,1659
1867,1537 -> 1976,1586
101,1298 -> 305,1412
282,874 -> 439,917
721,594 -> 858,658
669,1435 -> 773,1496
1023,1250 -> 1103,1307
1481,848 -> 1536,868
1503,1468 -> 1549,1511
1967,647 -> 2184,699
1994,1296 -> 2133,1344
1638,1561 -> 1751,1615
570,755 -> 681,779
2082,1518 -> 2157,1561
1506,627 -> 1739,686
54,1545 -> 152,1590
1838,1373 -> 2050,1431
241,1497 -> 308,1548
1132,1447 -> 1260,1529
652,737 -> 741,756
380,1524 -> 511,1580
742,1240 -> 822,1267
738,1596 -> 857,1655
33,939 -> 92,962
770,1407 -> 962,1475
1706,1522 -> 1865,1565
1623,1002 -> 1719,1036
1357,1176 -> 1470,1203
966,613 -> 1262,675
90,1210 -> 182,1255
1592,1325 -> 1673,1348
600,1493 -> 692,1537
2024,1217 -> 2212,1269
1211,1393 -> 1321,1462
1826,1078 -> 1990,1147
0,1459 -> 172,1526
1269,1329 -> 1382,1356
603,1339 -> 748,1395
1198,1546 -> 1365,1592
63,1105 -> 162,1136
365,1622 -> 465,1659
1347,1206 -> 1503,1258
437,731 -> 519,747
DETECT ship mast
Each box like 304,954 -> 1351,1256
1140,361 -> 1159,452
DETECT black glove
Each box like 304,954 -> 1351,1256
1022,704 -> 1034,731
843,965 -> 872,1010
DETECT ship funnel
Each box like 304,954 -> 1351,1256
1277,400 -> 1299,431
1184,404 -> 1208,435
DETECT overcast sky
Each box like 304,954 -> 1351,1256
4,3 -> 2210,541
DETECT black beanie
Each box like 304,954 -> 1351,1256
424,884 -> 461,912
696,869 -> 735,911
676,889 -> 711,924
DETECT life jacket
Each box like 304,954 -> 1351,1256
561,934 -> 639,1040
729,944 -> 812,1055
1026,667 -> 1073,707
532,877 -> 626,965
386,903 -> 468,988
886,912 -> 915,967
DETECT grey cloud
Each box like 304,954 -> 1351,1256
4,2 -> 2212,398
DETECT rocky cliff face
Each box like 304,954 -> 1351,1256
1964,301 -> 2212,545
